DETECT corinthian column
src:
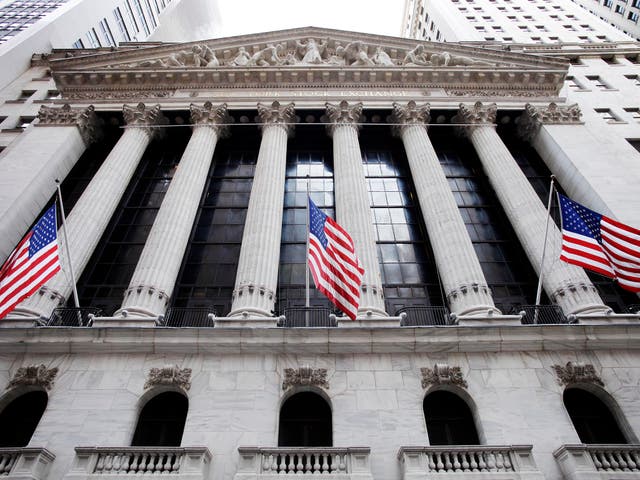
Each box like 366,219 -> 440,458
326,101 -> 386,317
0,104 -> 99,263
228,101 -> 295,318
119,102 -> 230,318
13,103 -> 166,320
454,102 -> 607,315
391,101 -> 498,317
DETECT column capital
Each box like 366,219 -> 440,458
36,104 -> 101,146
325,100 -> 363,136
123,103 -> 167,139
391,101 -> 430,136
453,101 -> 497,137
517,102 -> 583,141
257,101 -> 295,135
190,102 -> 231,137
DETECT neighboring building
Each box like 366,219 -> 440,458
0,0 -> 221,91
570,0 -> 640,41
1,25 -> 640,480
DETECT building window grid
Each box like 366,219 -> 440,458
131,0 -> 149,35
113,7 -> 131,42
623,107 -> 640,121
99,18 -> 116,47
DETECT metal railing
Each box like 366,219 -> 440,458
160,307 -> 216,327
279,307 -> 336,327
47,307 -> 102,327
627,304 -> 640,314
397,306 -> 451,326
516,305 -> 569,325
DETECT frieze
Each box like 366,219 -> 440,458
552,362 -> 604,387
7,365 -> 58,391
421,364 -> 468,389
282,367 -> 329,390
446,89 -> 547,97
144,365 -> 192,391
64,90 -> 173,100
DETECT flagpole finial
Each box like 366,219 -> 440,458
55,178 -> 61,185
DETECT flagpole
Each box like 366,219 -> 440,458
534,175 -> 556,323
55,179 -> 80,309
305,175 -> 310,309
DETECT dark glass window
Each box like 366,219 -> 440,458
172,120 -> 259,315
563,388 -> 627,444
0,391 -> 48,447
278,392 -> 332,447
75,114 -> 189,315
500,124 -> 638,313
131,392 -> 188,447
277,121 -> 335,313
432,127 -> 539,312
424,391 -> 480,445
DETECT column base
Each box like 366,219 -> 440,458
574,312 -> 640,325
453,304 -> 502,317
113,306 -> 159,318
0,318 -> 40,328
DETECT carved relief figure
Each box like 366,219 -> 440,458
248,43 -> 284,66
343,41 -> 374,66
297,38 -> 327,64
200,44 -> 219,67
373,46 -> 394,66
230,46 -> 251,66
403,45 -> 431,66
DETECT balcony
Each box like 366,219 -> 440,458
554,444 -> 640,480
398,445 -> 544,480
235,447 -> 373,479
0,447 -> 55,480
66,447 -> 211,480
398,306 -> 452,326
278,307 -> 337,327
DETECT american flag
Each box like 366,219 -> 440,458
558,193 -> 640,292
308,198 -> 364,320
0,205 -> 61,319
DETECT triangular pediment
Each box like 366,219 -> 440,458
45,27 -> 568,99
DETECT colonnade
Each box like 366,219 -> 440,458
6,100 -> 609,322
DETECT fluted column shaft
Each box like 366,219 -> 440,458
120,103 -> 230,317
392,102 -> 498,316
326,101 -> 386,316
14,104 -> 165,319
456,102 -> 606,315
229,102 -> 295,317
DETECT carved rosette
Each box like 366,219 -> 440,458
518,103 -> 583,141
453,101 -> 497,137
421,364 -> 467,389
282,367 -> 329,391
257,101 -> 296,135
190,102 -> 231,137
122,103 -> 167,139
36,104 -> 101,145
552,362 -> 604,387
144,365 -> 192,391
391,101 -> 430,136
7,365 -> 58,391
325,100 -> 363,136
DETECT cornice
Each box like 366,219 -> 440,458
0,324 -> 638,355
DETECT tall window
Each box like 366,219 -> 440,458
132,392 -> 188,446
424,391 -> 480,445
278,392 -> 332,447
563,388 -> 627,444
0,391 -> 48,447
113,8 -> 131,42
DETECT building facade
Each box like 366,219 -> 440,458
1,26 -> 640,480
570,0 -> 640,41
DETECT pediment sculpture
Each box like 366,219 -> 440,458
115,39 -> 496,69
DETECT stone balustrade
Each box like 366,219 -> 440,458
67,447 -> 211,480
0,447 -> 55,479
554,444 -> 640,480
235,446 -> 373,479
398,445 -> 543,480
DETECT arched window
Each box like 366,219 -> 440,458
131,392 -> 188,447
0,390 -> 48,447
424,391 -> 480,445
564,388 -> 627,444
278,392 -> 332,447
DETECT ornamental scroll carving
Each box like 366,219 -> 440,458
282,367 -> 329,391
325,101 -> 363,136
552,362 -> 604,387
421,364 -> 468,389
144,365 -> 192,391
257,101 -> 296,133
518,103 -> 583,141
37,104 -> 101,145
7,365 -> 58,391
122,103 -> 167,139
190,102 -> 231,137
391,101 -> 430,136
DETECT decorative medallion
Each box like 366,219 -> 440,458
7,365 -> 58,391
552,362 -> 604,387
144,365 -> 192,391
282,366 -> 329,390
421,364 -> 467,389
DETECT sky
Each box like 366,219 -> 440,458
213,0 -> 406,39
